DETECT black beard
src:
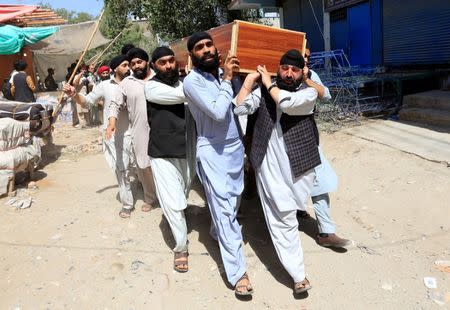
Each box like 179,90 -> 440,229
100,75 -> 110,81
154,65 -> 180,86
191,51 -> 220,73
276,73 -> 302,92
133,66 -> 148,80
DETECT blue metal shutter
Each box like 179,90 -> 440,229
383,0 -> 450,66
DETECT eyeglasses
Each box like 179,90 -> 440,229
280,65 -> 302,73
193,40 -> 214,52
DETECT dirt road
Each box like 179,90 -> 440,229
1,121 -> 449,309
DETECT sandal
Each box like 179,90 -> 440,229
141,203 -> 154,212
119,207 -> 134,218
235,272 -> 254,296
174,251 -> 189,273
294,278 -> 312,294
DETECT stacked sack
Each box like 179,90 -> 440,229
0,116 -> 41,196
0,102 -> 53,138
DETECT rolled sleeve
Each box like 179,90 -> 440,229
311,71 -> 331,101
145,80 -> 185,105
279,88 -> 318,115
233,87 -> 262,115
184,75 -> 233,121
109,86 -> 126,119
84,83 -> 104,107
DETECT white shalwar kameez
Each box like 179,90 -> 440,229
235,86 -> 318,283
144,80 -> 196,252
83,78 -> 133,209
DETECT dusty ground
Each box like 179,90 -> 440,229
1,120 -> 449,309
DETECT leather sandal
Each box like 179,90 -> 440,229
174,251 -> 189,273
119,207 -> 134,218
235,272 -> 254,296
294,278 -> 312,294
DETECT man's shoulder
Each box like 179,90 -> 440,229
122,75 -> 135,83
14,71 -> 26,78
94,80 -> 110,91
148,78 -> 183,88
183,70 -> 205,87
120,76 -> 135,88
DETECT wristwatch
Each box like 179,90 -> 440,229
267,84 -> 278,93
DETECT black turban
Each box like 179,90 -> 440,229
121,43 -> 135,55
151,46 -> 175,63
280,49 -> 305,68
109,55 -> 128,71
187,32 -> 213,51
126,48 -> 149,62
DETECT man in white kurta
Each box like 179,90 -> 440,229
63,55 -> 134,217
235,49 -> 322,295
144,47 -> 196,272
108,48 -> 158,217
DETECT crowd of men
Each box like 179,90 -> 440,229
63,33 -> 350,298
2,58 -> 110,128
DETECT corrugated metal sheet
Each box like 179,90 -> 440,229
383,0 -> 450,66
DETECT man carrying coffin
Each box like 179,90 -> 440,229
183,32 -> 253,297
234,49 -> 322,295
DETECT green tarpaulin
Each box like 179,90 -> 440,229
0,24 -> 58,55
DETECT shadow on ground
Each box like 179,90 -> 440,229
40,143 -> 65,168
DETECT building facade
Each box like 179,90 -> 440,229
229,0 -> 450,68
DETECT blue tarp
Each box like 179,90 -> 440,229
0,24 -> 58,55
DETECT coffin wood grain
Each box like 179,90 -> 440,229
170,20 -> 306,75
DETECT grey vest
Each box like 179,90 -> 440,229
250,85 -> 321,178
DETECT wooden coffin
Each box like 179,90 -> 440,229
170,20 -> 306,75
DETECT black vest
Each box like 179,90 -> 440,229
147,78 -> 186,158
13,72 -> 35,103
250,85 -> 321,178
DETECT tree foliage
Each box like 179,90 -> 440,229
103,0 -> 264,42
85,2 -> 157,66
38,2 -> 95,23
85,0 -> 268,65
136,0 -> 229,42
88,22 -> 157,66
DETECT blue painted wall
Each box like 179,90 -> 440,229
300,0 -> 325,51
282,0 -> 325,52
330,18 -> 348,54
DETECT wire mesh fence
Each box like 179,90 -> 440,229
310,49 -> 399,131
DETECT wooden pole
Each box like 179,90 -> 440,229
52,9 -> 105,117
89,28 -> 125,66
